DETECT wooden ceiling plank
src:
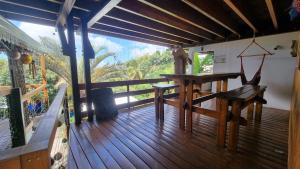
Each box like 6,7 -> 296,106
138,0 -> 225,38
116,1 -> 214,40
224,0 -> 258,32
182,0 -> 240,37
87,0 -> 122,28
106,8 -> 203,42
265,0 -> 278,30
56,0 -> 76,26
100,17 -> 193,44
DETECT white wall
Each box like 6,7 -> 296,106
188,31 -> 299,110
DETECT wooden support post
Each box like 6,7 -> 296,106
66,16 -> 81,125
80,18 -> 95,122
228,101 -> 242,152
186,81 -> 193,132
40,55 -> 49,106
247,103 -> 254,120
7,88 -> 26,147
255,92 -> 264,122
217,98 -> 228,147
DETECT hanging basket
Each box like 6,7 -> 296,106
12,50 -> 21,60
21,53 -> 32,64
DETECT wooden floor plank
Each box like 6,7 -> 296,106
71,125 -> 107,169
68,104 -> 288,169
84,122 -> 136,169
69,129 -> 93,169
92,121 -> 151,169
67,148 -> 78,169
80,123 -> 122,169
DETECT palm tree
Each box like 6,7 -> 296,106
39,36 -> 124,84
77,45 -> 125,83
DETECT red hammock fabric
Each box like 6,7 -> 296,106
240,54 -> 266,85
238,39 -> 271,85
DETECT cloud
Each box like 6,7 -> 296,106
89,35 -> 123,53
130,43 -> 167,57
17,22 -> 123,56
18,22 -> 58,42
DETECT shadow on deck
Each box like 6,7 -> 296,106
68,104 -> 288,169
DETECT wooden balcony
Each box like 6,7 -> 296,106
68,104 -> 288,169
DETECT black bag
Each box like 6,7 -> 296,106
91,88 -> 118,121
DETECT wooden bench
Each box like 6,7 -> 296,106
153,84 -> 179,120
153,83 -> 215,121
218,85 -> 267,152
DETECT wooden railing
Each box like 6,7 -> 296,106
79,78 -> 173,110
0,84 -> 68,169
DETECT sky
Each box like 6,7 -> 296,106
4,20 -> 167,63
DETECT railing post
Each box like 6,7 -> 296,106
64,92 -> 70,138
7,88 -> 26,147
127,84 -> 130,110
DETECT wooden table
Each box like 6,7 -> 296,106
161,73 -> 241,132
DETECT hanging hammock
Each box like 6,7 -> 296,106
237,39 -> 273,85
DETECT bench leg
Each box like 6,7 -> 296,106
217,99 -> 228,147
247,103 -> 254,121
154,88 -> 159,120
159,90 -> 164,121
228,101 -> 242,152
255,92 -> 264,122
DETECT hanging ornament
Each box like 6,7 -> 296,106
12,49 -> 21,60
21,53 -> 33,64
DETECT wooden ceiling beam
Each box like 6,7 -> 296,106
138,0 -> 226,38
224,0 -> 258,33
0,2 -> 57,21
182,0 -> 240,37
88,28 -> 174,47
116,0 -> 214,40
0,11 -> 56,26
91,23 -> 183,46
98,17 -> 193,44
56,0 -> 76,26
87,0 -> 122,28
265,0 -> 278,30
106,8 -> 204,43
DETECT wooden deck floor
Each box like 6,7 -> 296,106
68,104 -> 289,169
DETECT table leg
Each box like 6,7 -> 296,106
186,81 -> 194,132
228,101 -> 242,152
255,92 -> 264,122
247,103 -> 254,120
217,98 -> 228,147
178,80 -> 186,130
159,89 -> 165,121
222,79 -> 228,92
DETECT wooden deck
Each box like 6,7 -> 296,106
68,104 -> 288,169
